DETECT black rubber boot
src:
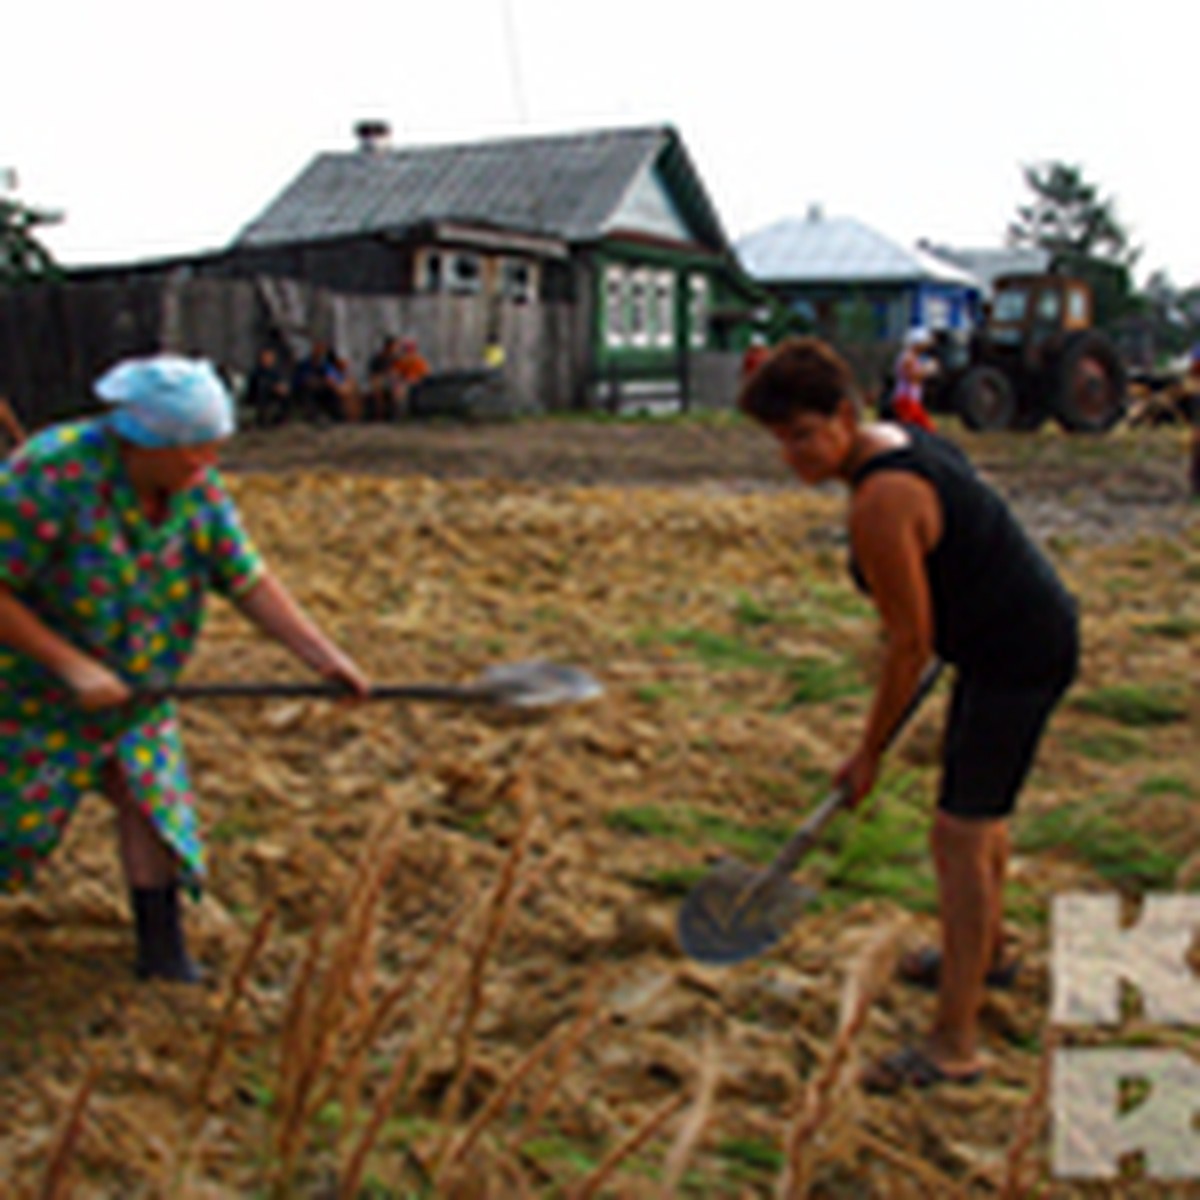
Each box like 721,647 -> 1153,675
130,885 -> 203,983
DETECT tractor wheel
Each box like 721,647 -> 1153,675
956,367 -> 1016,431
1052,332 -> 1126,433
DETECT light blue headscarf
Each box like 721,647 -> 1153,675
95,354 -> 236,447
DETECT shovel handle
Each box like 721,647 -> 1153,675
764,659 -> 944,879
144,681 -> 495,703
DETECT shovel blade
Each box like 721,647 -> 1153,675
480,661 -> 604,708
676,859 -> 816,965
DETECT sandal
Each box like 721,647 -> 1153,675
897,945 -> 1021,991
861,1043 -> 984,1094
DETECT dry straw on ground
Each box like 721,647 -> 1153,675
4,424 -> 1197,1198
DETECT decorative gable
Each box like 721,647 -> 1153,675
604,167 -> 693,243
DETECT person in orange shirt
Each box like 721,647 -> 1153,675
395,337 -> 430,386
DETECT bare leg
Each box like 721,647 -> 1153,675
925,809 -> 999,1072
988,820 -> 1011,967
101,760 -> 176,888
101,761 -> 199,981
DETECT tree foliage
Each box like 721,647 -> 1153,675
1008,162 -> 1137,267
0,186 -> 62,286
1007,162 -> 1138,329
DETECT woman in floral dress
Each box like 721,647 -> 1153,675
0,355 -> 369,981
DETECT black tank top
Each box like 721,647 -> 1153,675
849,428 -> 1078,682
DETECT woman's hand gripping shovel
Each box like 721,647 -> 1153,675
676,660 -> 943,965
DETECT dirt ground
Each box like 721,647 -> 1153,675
1,417 -> 1197,1199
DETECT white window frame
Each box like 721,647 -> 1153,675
628,267 -> 651,348
652,270 -> 675,348
688,274 -> 710,349
605,265 -> 627,348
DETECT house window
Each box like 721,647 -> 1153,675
502,260 -> 534,303
605,265 -> 627,348
688,275 -> 710,349
923,295 -> 951,331
419,251 -> 443,294
652,271 -> 675,348
628,268 -> 650,347
446,252 -> 482,295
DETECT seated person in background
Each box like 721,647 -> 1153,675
890,327 -> 938,432
291,338 -> 358,423
0,396 -> 28,456
364,335 -> 403,422
393,336 -> 431,405
242,347 -> 291,428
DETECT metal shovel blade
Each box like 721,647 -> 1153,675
476,661 -> 605,708
676,858 -> 816,965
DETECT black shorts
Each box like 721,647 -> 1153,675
938,665 -> 1075,820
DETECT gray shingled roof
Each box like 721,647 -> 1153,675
736,213 -> 980,288
919,243 -> 1051,294
235,124 -> 728,251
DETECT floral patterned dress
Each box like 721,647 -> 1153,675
0,420 -> 264,891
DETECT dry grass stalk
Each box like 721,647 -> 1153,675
567,1092 -> 688,1200
658,1033 -> 721,1197
38,1060 -> 99,1200
999,1025 -> 1060,1199
333,916 -> 379,1152
777,919 -> 908,1200
854,1128 -> 966,1197
439,773 -> 533,1126
308,898 -> 470,1122
272,812 -> 406,1196
435,1013 -> 574,1182
192,904 -> 278,1112
169,904 -> 277,1196
336,938 -> 476,1200
514,967 -> 606,1141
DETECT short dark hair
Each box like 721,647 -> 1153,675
737,336 -> 859,424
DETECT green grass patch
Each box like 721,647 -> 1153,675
1064,729 -> 1147,765
783,655 -> 867,707
731,592 -> 780,628
640,626 -> 781,672
1072,683 -> 1189,727
716,1137 -> 785,1173
810,772 -> 937,913
1138,774 -> 1194,798
1016,804 -> 1182,891
604,804 -> 789,863
1134,615 -> 1200,640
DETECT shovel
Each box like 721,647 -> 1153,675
146,659 -> 604,711
676,660 -> 944,965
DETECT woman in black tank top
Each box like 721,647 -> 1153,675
738,337 -> 1078,1094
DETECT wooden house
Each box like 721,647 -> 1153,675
0,123 -> 772,422
224,122 -> 769,413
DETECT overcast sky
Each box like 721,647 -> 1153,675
5,0 -> 1196,285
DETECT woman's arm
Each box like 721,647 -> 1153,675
837,473 -> 941,804
0,584 -> 131,708
232,572 -> 370,695
0,399 -> 27,450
